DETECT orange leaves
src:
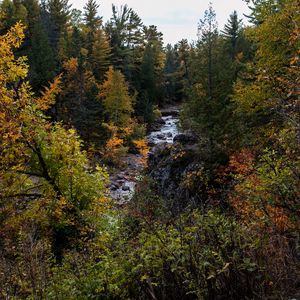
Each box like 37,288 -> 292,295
133,139 -> 149,166
228,148 -> 297,233
229,149 -> 255,176
63,57 -> 78,74
266,205 -> 293,232
103,135 -> 128,167
36,75 -> 62,111
98,65 -> 114,98
106,136 -> 124,149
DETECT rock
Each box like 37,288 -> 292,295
167,132 -> 173,138
146,141 -> 205,214
161,109 -> 179,117
148,118 -> 166,132
117,174 -> 125,180
157,118 -> 166,125
173,133 -> 197,145
110,184 -> 119,191
147,140 -> 156,147
122,185 -> 130,191
157,134 -> 166,139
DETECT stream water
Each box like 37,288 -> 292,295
110,108 -> 180,202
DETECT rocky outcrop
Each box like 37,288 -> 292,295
148,118 -> 166,132
173,133 -> 197,145
147,133 -> 206,213
160,106 -> 180,117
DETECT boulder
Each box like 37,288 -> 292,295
148,118 -> 166,132
122,185 -> 131,191
146,141 -> 205,214
161,109 -> 179,117
156,134 -> 166,139
173,133 -> 197,145
110,184 -> 119,191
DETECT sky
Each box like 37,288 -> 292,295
70,0 -> 251,45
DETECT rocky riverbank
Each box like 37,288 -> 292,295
109,105 -> 180,203
147,132 -> 203,213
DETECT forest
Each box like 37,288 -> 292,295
0,0 -> 299,298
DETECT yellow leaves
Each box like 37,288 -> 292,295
2,21 -> 25,48
100,66 -> 133,126
0,22 -> 27,83
53,196 -> 73,221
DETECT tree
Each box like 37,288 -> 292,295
91,29 -> 111,80
230,0 -> 300,231
197,3 -> 218,101
0,23 -> 109,264
105,4 -> 143,74
29,19 -> 56,90
47,0 -> 71,54
244,0 -> 285,24
82,0 -> 110,80
221,10 -> 242,60
100,66 -> 133,127
83,0 -> 101,54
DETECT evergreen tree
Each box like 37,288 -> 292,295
29,19 -> 56,90
105,4 -> 143,75
22,0 -> 40,34
83,0 -> 110,80
197,3 -> 218,100
83,0 -> 101,54
91,29 -> 111,80
47,0 -> 71,53
183,4 -> 235,162
221,10 -> 242,60
0,0 -> 28,33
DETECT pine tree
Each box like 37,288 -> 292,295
0,0 -> 28,33
91,29 -> 111,80
47,0 -> 71,51
105,4 -> 143,74
22,0 -> 40,34
183,4 -> 236,162
29,19 -> 56,90
82,0 -> 110,80
83,0 -> 101,54
221,10 -> 242,60
197,3 -> 218,101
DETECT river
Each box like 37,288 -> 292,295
109,107 -> 180,203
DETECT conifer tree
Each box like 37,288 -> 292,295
221,10 -> 242,60
100,66 -> 133,127
91,29 -> 111,80
83,0 -> 110,80
29,20 -> 56,90
47,0 -> 71,53
83,0 -> 101,54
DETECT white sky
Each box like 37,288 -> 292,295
70,0 -> 250,45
